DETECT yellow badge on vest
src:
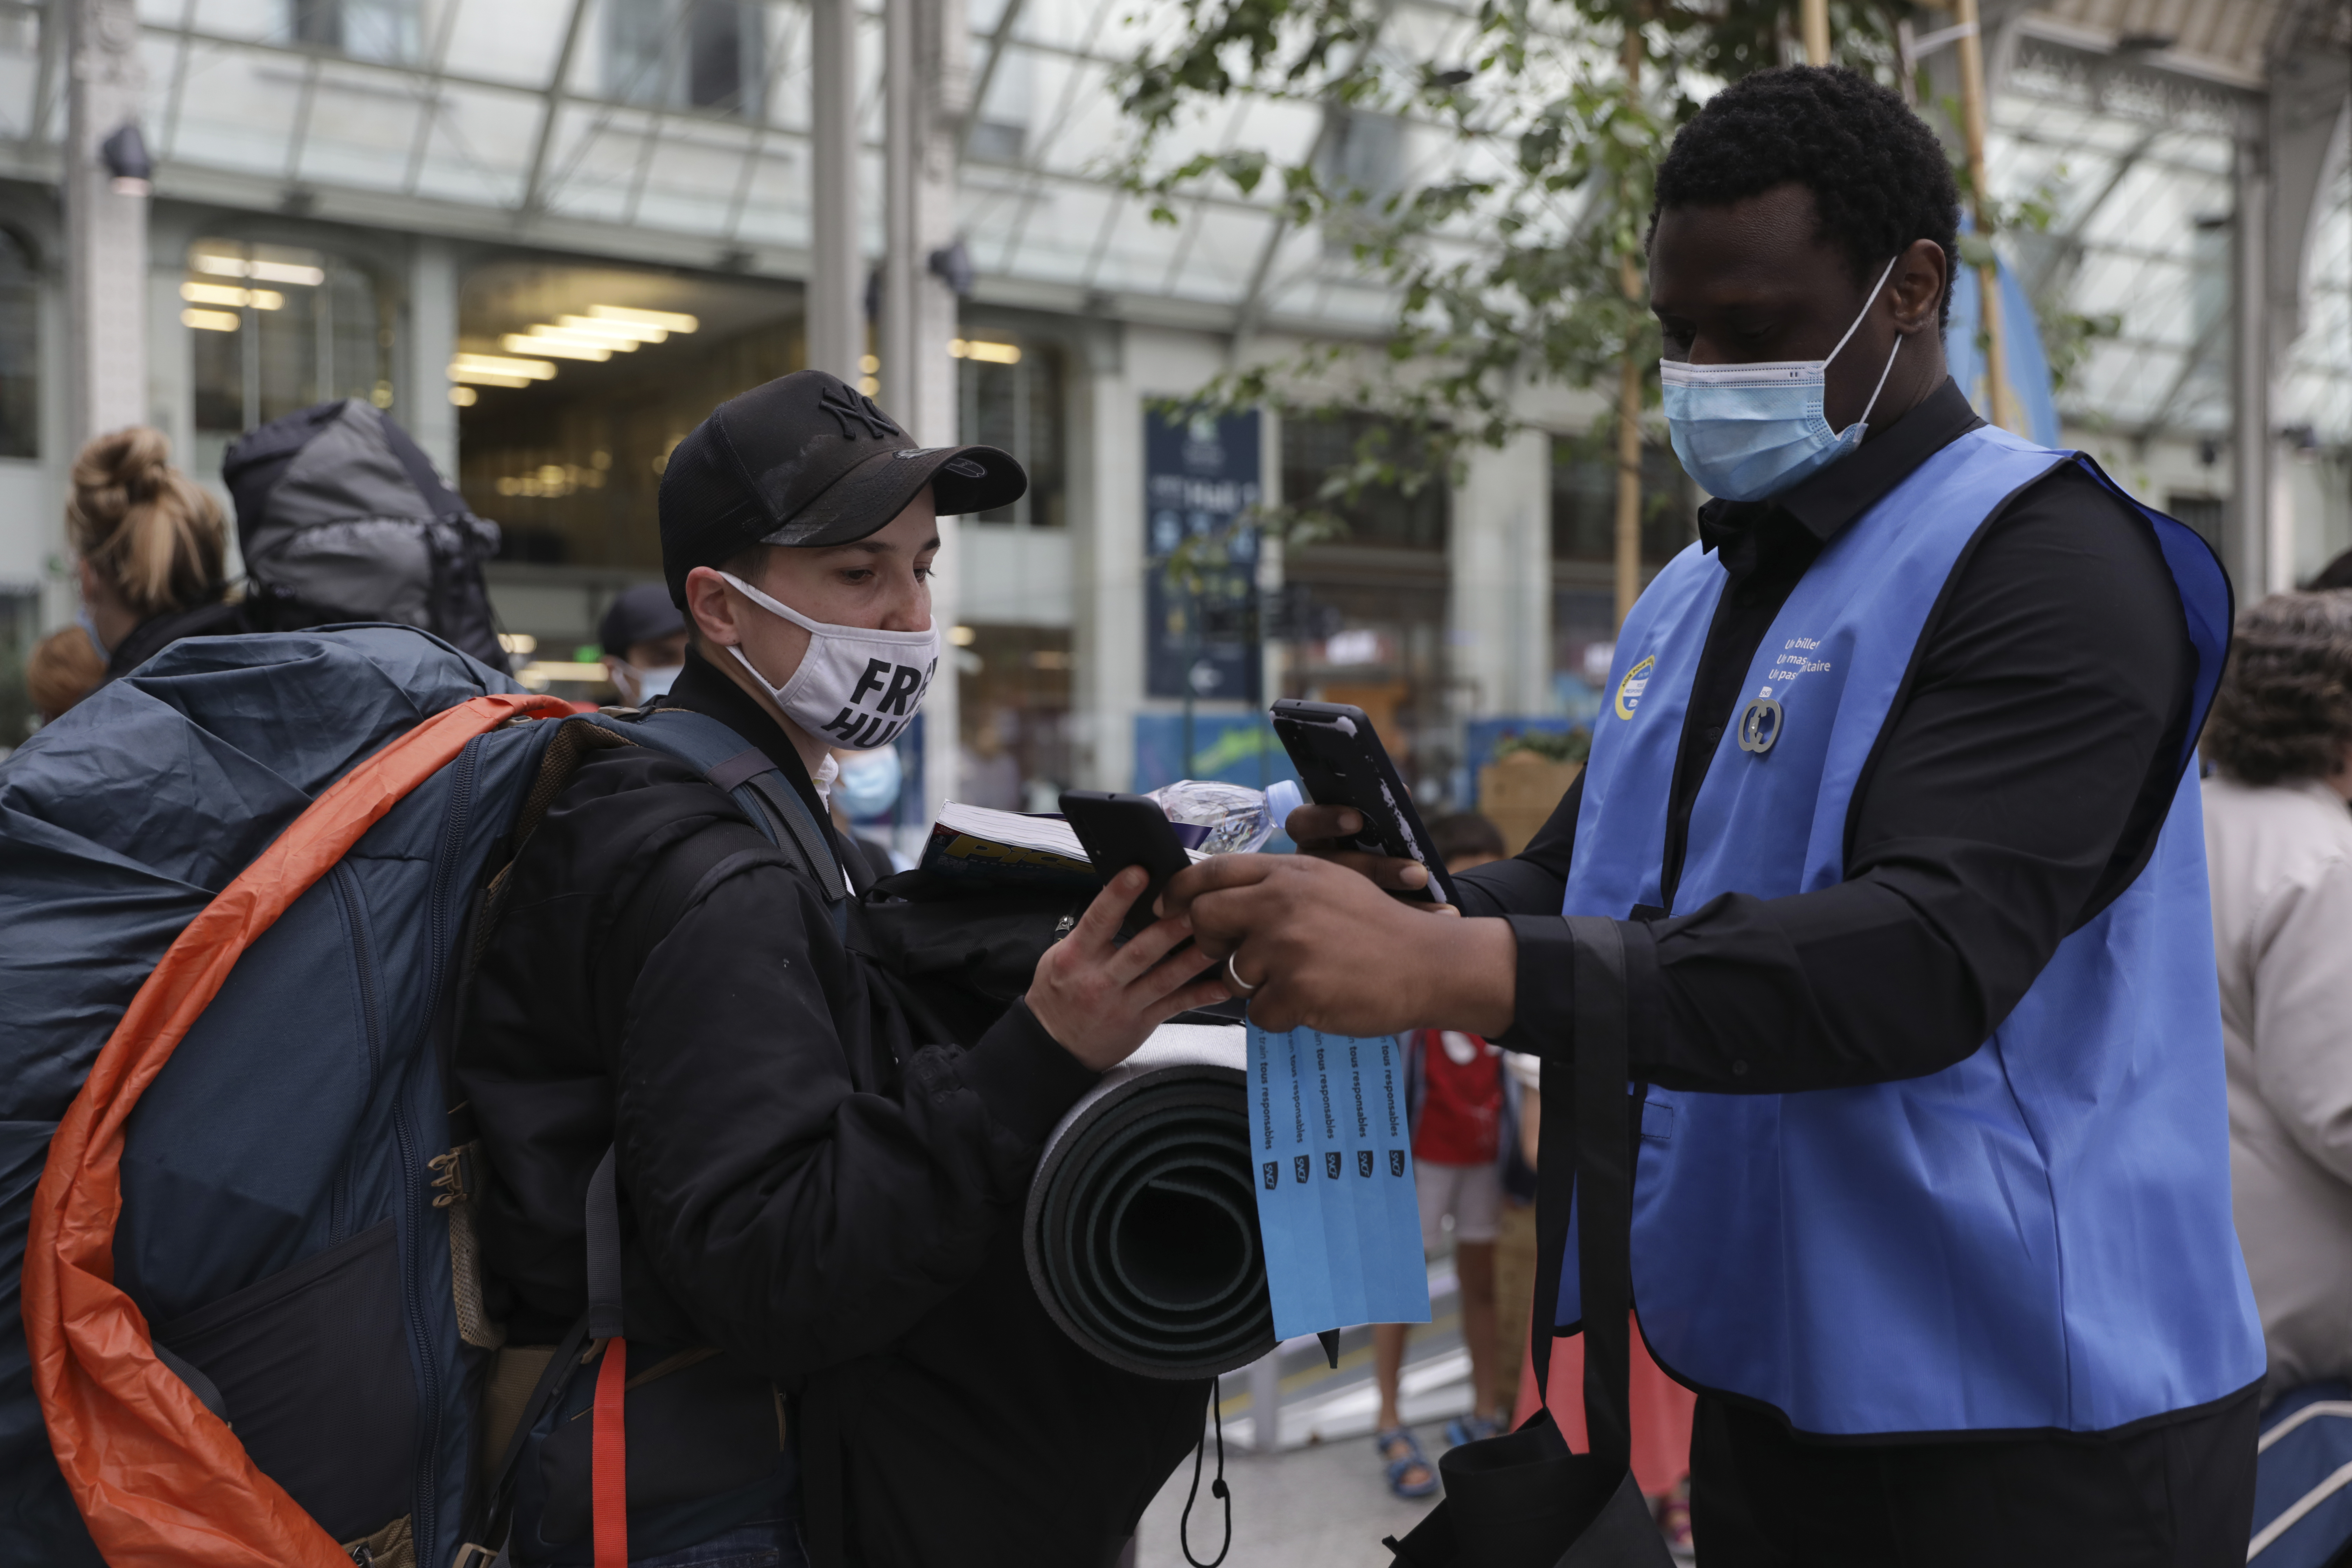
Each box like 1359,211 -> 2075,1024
1614,655 -> 1656,720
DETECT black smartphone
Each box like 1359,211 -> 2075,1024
1058,790 -> 1197,939
1268,698 -> 1457,905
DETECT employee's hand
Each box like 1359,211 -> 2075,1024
1284,805 -> 1449,905
1027,866 -> 1230,1072
1159,854 -> 1516,1037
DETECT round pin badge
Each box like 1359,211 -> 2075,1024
1737,697 -> 1783,754
1614,655 -> 1656,720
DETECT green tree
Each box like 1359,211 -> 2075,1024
1118,0 -> 1917,552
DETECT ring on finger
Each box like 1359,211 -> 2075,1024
1225,953 -> 1263,995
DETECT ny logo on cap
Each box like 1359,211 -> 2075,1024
819,386 -> 902,441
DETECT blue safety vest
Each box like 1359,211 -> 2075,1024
1556,425 -> 2262,1436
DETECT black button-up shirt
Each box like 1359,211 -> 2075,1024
1459,378 -> 2199,1092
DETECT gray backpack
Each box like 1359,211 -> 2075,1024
224,399 -> 511,673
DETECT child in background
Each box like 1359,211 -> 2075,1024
1372,812 -> 1512,1498
28,624 -> 105,724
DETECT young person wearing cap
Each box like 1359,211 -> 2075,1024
1165,68 -> 2260,1565
597,581 -> 691,708
460,371 -> 1227,1568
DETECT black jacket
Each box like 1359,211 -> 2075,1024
460,651 -> 1205,1566
101,597 -> 249,681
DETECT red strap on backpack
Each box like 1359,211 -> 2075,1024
22,692 -> 572,1568
593,1339 -> 630,1568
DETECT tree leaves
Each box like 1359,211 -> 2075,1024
1114,0 -> 1916,530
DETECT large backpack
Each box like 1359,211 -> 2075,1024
223,401 -> 512,674
0,626 -> 848,1568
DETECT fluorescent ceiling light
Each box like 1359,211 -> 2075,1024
180,281 -> 282,310
191,254 -> 325,286
950,338 -> 1022,364
556,314 -> 667,343
451,353 -> 557,382
448,386 -> 479,406
588,304 -> 699,333
518,327 -> 637,354
453,353 -> 557,379
181,308 -> 240,333
503,333 -> 611,362
450,369 -> 533,388
246,260 -> 326,286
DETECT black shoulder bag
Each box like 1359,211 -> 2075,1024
1385,916 -> 1674,1568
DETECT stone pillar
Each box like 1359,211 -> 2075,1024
1069,317 -> 1141,790
884,0 -> 967,819
403,237 -> 460,477
806,0 -> 862,385
1450,429 -> 1554,720
64,0 -> 148,451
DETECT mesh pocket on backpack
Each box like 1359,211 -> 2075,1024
153,1220 -> 419,1542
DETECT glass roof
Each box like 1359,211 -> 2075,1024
2281,158 -> 2351,448
1987,38 -> 2244,441
0,1 -> 2339,446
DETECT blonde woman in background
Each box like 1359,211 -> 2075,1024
2201,590 -> 2352,1403
67,426 -> 238,683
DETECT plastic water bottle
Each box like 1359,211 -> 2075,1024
1147,779 -> 1279,856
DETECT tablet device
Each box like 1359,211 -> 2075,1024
1268,698 -> 1457,905
1059,790 -> 1197,939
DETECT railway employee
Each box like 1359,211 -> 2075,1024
1169,65 -> 2261,1567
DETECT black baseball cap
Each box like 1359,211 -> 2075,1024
659,370 -> 1026,605
598,581 -> 686,659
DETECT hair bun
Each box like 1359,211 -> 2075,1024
76,425 -> 173,505
66,425 -> 227,621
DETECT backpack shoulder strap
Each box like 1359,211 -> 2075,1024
584,708 -> 849,938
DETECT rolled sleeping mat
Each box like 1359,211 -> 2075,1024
1024,1023 -> 1275,1379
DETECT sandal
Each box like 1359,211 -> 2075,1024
1444,1412 -> 1503,1448
1376,1426 -> 1440,1499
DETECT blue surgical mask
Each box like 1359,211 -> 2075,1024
75,606 -> 110,661
833,746 -> 904,820
1661,255 -> 1903,503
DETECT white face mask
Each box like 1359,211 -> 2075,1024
717,569 -> 939,750
611,660 -> 682,708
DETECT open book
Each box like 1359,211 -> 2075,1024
917,802 -> 1207,890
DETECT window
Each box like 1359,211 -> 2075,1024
1280,413 -> 1448,551
1279,412 -> 1453,804
605,0 -> 766,117
1549,438 -> 1692,567
1552,588 -> 1616,722
0,230 -> 36,460
187,239 -> 391,474
290,0 -> 419,63
1550,439 -> 1694,722
453,261 -> 799,570
958,338 -> 1063,527
957,624 -> 1072,813
1315,107 -> 1405,255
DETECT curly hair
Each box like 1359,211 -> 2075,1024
66,426 -> 226,621
1649,65 -> 1962,327
2202,591 -> 2352,786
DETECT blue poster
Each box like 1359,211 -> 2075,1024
1145,408 -> 1263,702
1247,1021 -> 1431,1339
